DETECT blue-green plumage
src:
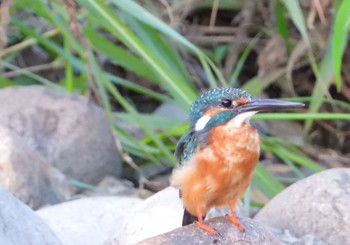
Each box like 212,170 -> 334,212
189,87 -> 252,128
174,130 -> 197,163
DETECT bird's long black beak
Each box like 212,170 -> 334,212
239,98 -> 305,113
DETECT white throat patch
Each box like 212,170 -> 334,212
195,114 -> 211,131
230,111 -> 257,127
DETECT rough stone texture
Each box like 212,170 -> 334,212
0,124 -> 71,209
0,187 -> 61,245
0,85 -> 121,184
37,196 -> 142,245
137,217 -> 280,245
106,187 -> 244,245
255,168 -> 350,245
270,228 -> 326,245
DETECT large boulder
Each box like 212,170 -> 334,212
255,168 -> 350,245
0,85 -> 121,184
37,196 -> 142,245
0,124 -> 71,209
0,187 -> 61,245
137,216 -> 280,245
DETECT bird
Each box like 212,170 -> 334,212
171,87 -> 304,235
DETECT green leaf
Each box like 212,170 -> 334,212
124,16 -> 193,87
332,0 -> 350,91
252,163 -> 285,198
275,0 -> 291,50
282,0 -> 310,47
304,41 -> 334,132
0,61 -> 62,89
0,77 -> 16,88
12,20 -> 86,71
85,27 -> 159,82
107,0 -> 223,89
108,0 -> 200,52
77,0 -> 197,108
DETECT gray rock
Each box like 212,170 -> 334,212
137,217 -> 280,245
0,85 -> 121,184
0,187 -> 61,245
0,124 -> 71,209
270,227 -> 326,245
106,187 -> 244,245
106,187 -> 184,245
92,176 -> 139,196
255,168 -> 350,245
37,196 -> 142,245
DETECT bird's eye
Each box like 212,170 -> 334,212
221,99 -> 232,108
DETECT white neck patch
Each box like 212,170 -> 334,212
195,114 -> 211,131
195,111 -> 257,131
230,111 -> 257,127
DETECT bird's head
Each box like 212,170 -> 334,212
190,87 -> 304,132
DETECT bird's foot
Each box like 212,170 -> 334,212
195,221 -> 218,236
226,214 -> 245,232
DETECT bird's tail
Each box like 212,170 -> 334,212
182,209 -> 206,226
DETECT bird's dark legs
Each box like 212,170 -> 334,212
226,201 -> 245,232
195,209 -> 218,235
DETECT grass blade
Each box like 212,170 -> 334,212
282,0 -> 310,47
252,163 -> 285,198
332,0 -> 350,91
78,0 -> 197,108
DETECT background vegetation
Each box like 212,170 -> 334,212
1,0 -> 350,209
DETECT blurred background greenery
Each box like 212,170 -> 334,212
1,0 -> 349,208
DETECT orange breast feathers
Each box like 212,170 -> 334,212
171,123 -> 261,216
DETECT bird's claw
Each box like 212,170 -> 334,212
226,214 -> 245,233
195,221 -> 220,236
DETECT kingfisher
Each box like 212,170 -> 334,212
171,87 -> 304,235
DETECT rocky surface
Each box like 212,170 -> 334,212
106,187 -> 243,245
0,124 -> 71,209
270,227 -> 325,245
106,187 -> 184,245
0,186 -> 61,245
37,196 -> 142,245
255,168 -> 350,245
0,85 -> 122,184
137,217 -> 280,245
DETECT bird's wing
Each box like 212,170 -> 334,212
175,130 -> 197,165
175,130 -> 202,226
